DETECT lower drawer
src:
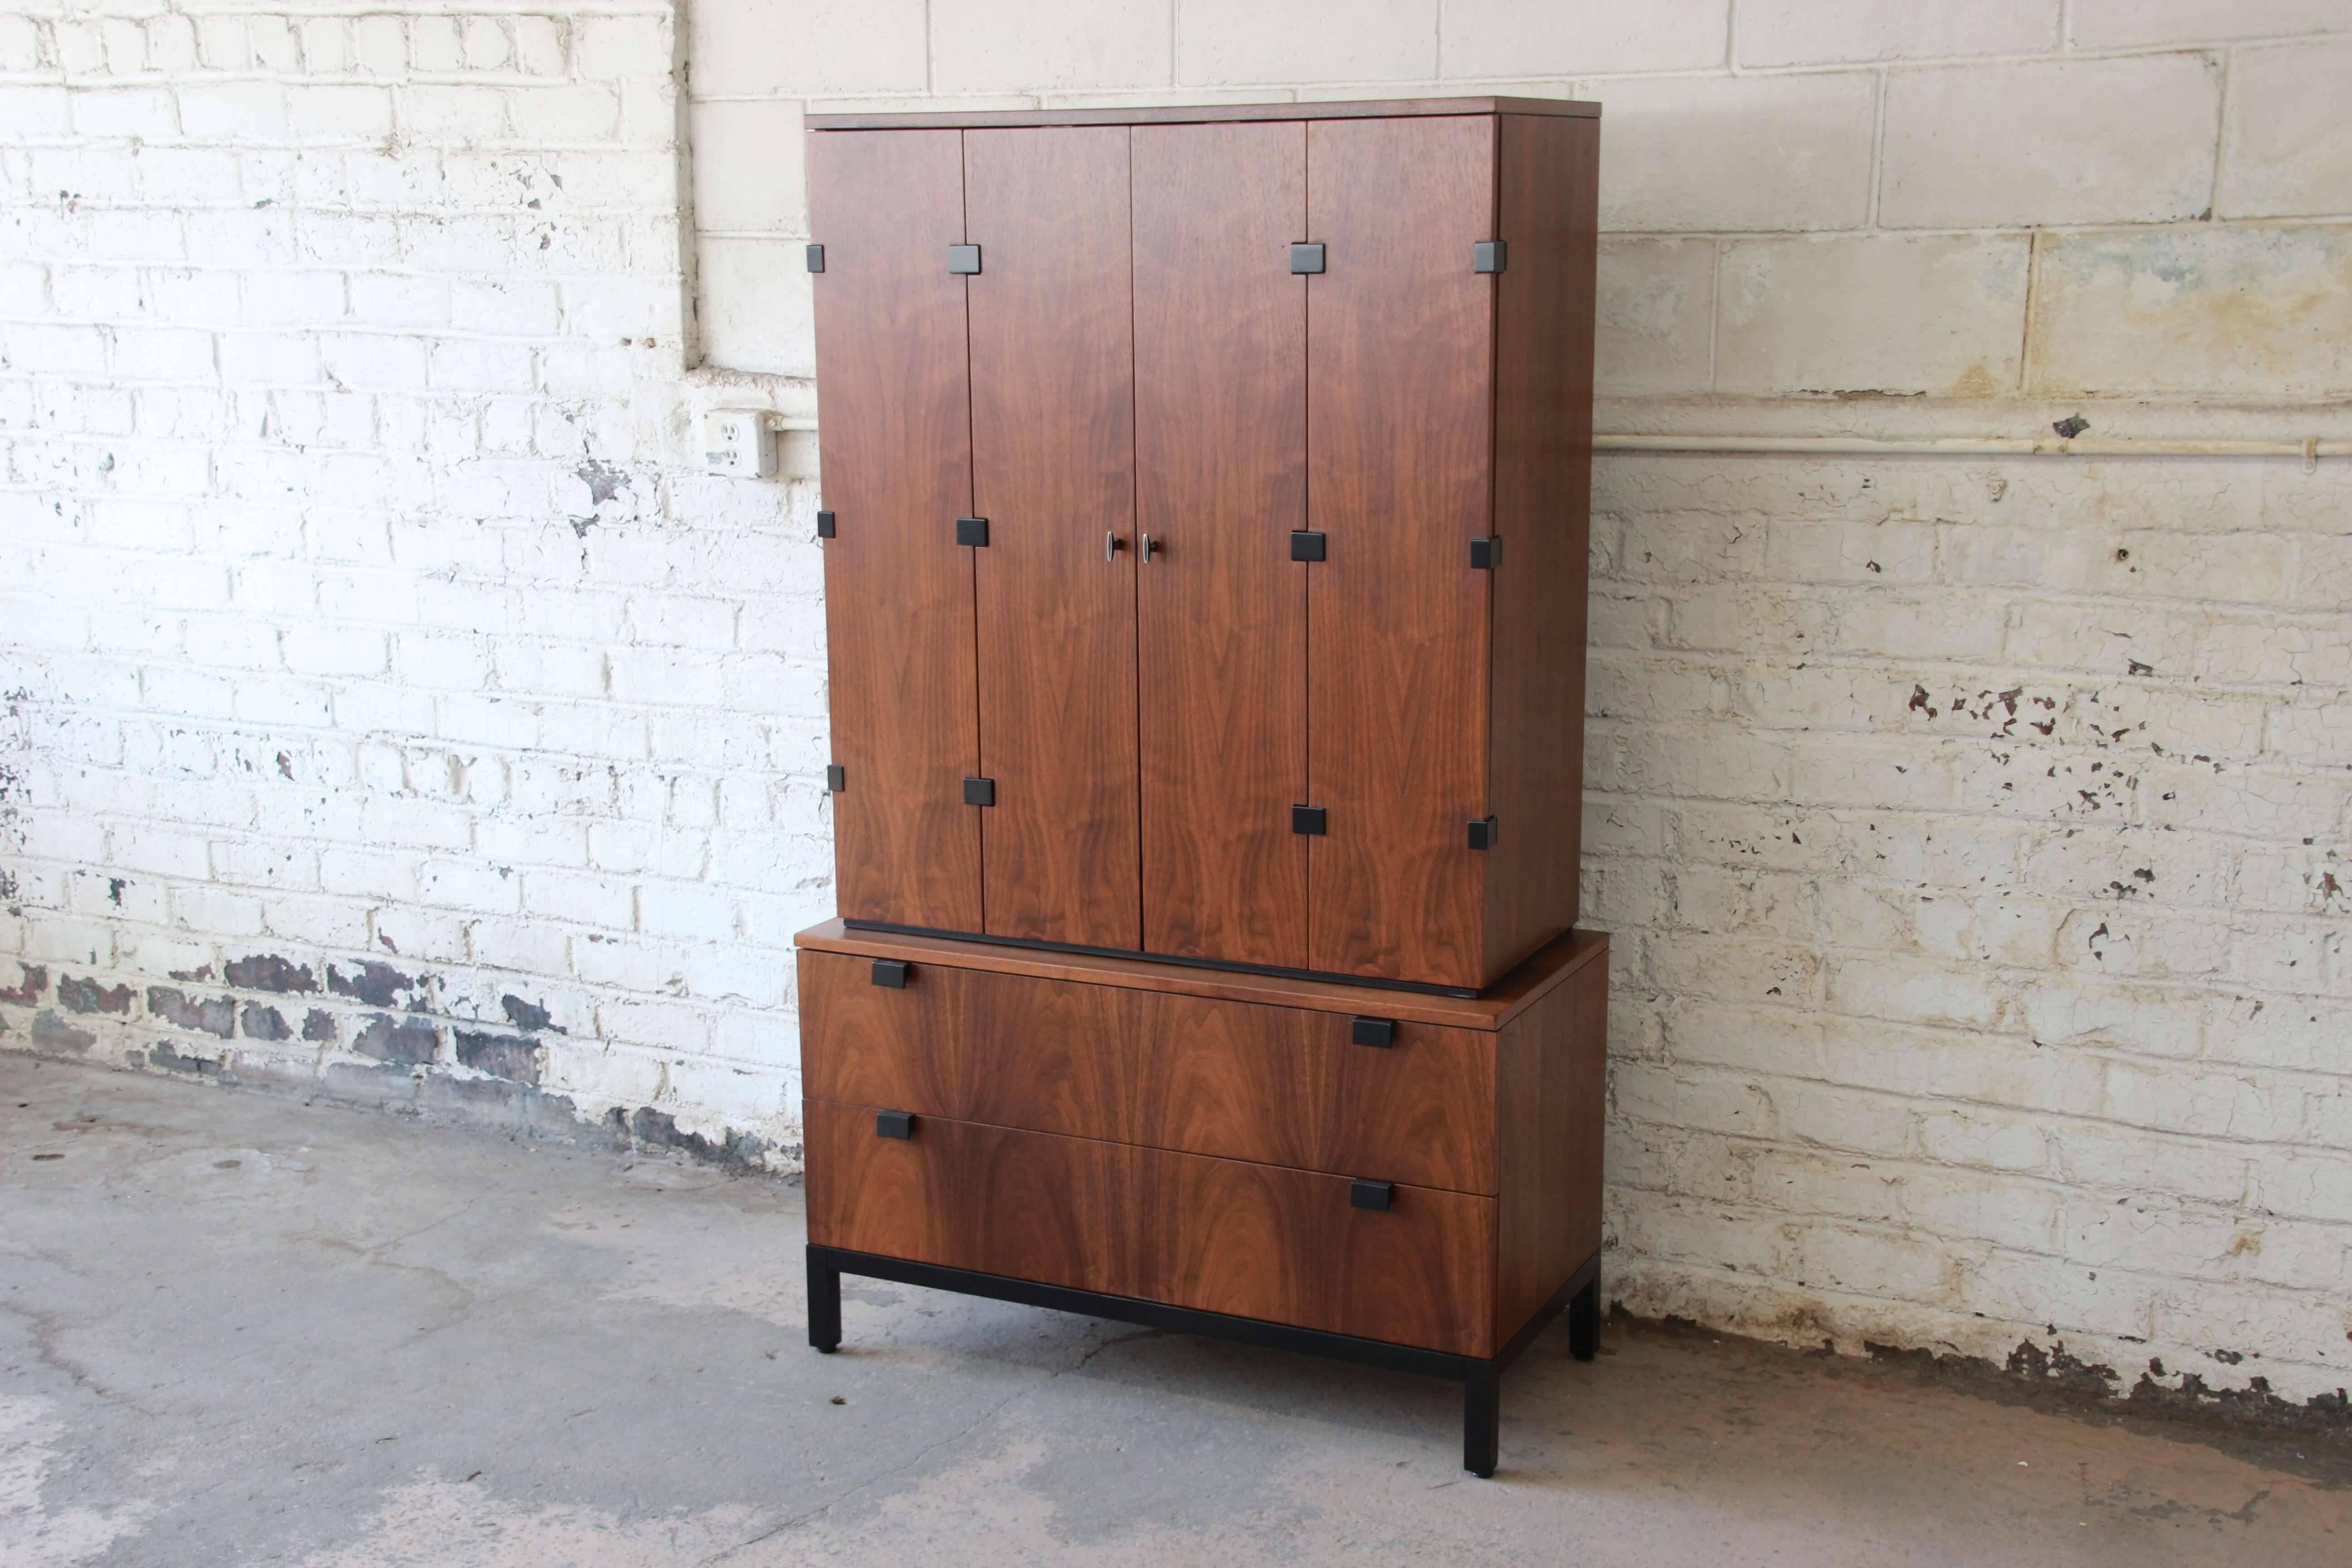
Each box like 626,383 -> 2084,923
804,1099 -> 1495,1357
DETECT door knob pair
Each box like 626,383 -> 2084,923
1106,532 -> 1161,562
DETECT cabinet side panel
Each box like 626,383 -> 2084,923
808,130 -> 984,932
1132,121 -> 1310,971
1304,116 -> 1495,991
1494,937 -> 1608,1346
965,126 -> 1143,950
1485,115 -> 1599,979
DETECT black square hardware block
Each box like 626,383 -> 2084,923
806,243 -> 826,273
1291,804 -> 1327,836
956,515 -> 989,548
964,776 -> 996,807
1289,242 -> 1325,274
1474,240 -> 1506,274
876,1110 -> 915,1139
1289,530 -> 1326,563
871,959 -> 910,989
1470,536 -> 1499,570
948,244 -> 982,274
1351,1017 -> 1396,1049
826,763 -> 845,792
816,510 -> 836,539
1467,815 -> 1500,851
1350,1179 -> 1394,1212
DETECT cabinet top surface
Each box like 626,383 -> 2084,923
793,921 -> 1607,1031
807,96 -> 1601,132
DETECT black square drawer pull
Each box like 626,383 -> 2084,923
963,777 -> 995,807
1289,531 -> 1325,563
871,959 -> 909,989
1289,242 -> 1325,274
1467,815 -> 1499,851
1351,1017 -> 1395,1049
825,763 -> 844,792
1291,804 -> 1326,836
876,1110 -> 915,1139
816,510 -> 836,539
1470,536 -> 1499,570
806,243 -> 826,273
948,244 -> 981,274
955,515 -> 989,548
1350,1179 -> 1393,1212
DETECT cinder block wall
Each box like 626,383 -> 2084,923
4,3 -> 2349,1412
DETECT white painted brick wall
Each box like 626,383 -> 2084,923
3,1 -> 2350,1422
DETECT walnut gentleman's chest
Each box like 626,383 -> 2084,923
795,96 -> 1606,1476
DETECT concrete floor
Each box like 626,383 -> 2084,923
1,1057 -> 2344,1568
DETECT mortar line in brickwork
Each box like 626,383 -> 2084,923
1592,436 -> 2350,461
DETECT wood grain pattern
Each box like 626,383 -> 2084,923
798,949 -> 1134,1140
797,918 -> 1606,1034
1493,935 -> 1609,1348
965,125 -> 1142,951
1131,991 -> 1494,1192
804,1098 -> 1140,1297
1304,116 -> 1497,990
809,1099 -> 1494,1355
1132,121 -> 1309,970
809,97 -> 1601,131
806,129 -> 982,932
1139,1147 -> 1494,1355
800,946 -> 1497,1189
1482,114 -> 1599,983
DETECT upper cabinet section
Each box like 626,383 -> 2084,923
807,103 -> 1600,995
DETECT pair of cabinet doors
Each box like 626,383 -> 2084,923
810,111 -> 1590,992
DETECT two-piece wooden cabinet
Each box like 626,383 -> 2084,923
798,97 -> 1606,1477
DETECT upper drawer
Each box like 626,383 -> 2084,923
798,950 -> 1494,1193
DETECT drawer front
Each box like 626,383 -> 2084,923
1132,991 -> 1494,1194
801,950 -> 1494,1193
804,1098 -> 1139,1298
805,1102 -> 1493,1357
799,950 -> 1135,1142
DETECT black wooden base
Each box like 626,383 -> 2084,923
807,1244 -> 1602,1477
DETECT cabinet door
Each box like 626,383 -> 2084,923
1132,122 -> 1309,969
1305,117 -> 1495,989
965,127 -> 1142,951
808,130 -> 983,932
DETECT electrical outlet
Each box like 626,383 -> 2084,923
703,410 -> 776,478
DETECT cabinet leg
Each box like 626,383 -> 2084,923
1569,1268 -> 1601,1362
807,1248 -> 841,1354
1462,1362 -> 1499,1478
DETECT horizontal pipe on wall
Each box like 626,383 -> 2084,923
1592,434 -> 2347,464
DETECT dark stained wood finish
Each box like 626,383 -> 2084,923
804,1098 -> 1140,1297
798,949 -> 1133,1140
807,129 -> 982,932
965,126 -> 1142,951
1304,116 -> 1498,990
1483,114 -> 1600,983
1132,121 -> 1309,970
1139,1147 -> 1494,1355
798,945 -> 1498,1191
797,918 -> 1607,1034
810,97 -> 1601,131
1493,938 -> 1608,1347
1131,992 -> 1494,1192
